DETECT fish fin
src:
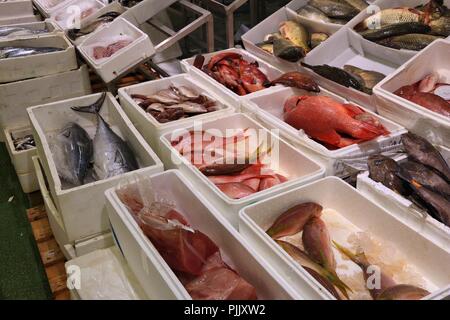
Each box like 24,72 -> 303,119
342,103 -> 365,117
322,269 -> 352,299
333,241 -> 367,267
71,92 -> 106,114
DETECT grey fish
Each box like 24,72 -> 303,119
376,34 -> 442,51
67,11 -> 121,40
71,93 -> 139,181
359,22 -> 431,41
297,5 -> 332,23
368,155 -> 408,196
400,161 -> 450,196
309,0 -> 359,20
343,65 -> 386,93
53,122 -> 93,186
343,0 -> 368,12
164,102 -> 208,114
402,133 -> 450,182
0,46 -> 63,59
0,26 -> 48,38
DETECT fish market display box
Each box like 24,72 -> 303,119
4,125 -> 38,193
105,170 -> 299,300
374,39 -> 450,148
118,74 -> 235,154
33,0 -> 75,18
239,177 -> 450,300
242,7 -> 338,72
357,145 -> 450,246
0,65 -> 91,141
159,113 -> 325,227
66,246 -> 148,300
0,21 -> 62,41
0,0 -> 34,19
301,27 -> 412,111
28,92 -> 164,246
49,0 -> 106,30
78,17 -> 155,84
0,33 -> 77,83
0,14 -> 41,27
242,86 -> 407,177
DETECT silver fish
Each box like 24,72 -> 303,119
0,46 -> 63,59
71,93 -> 139,181
297,5 -> 332,23
53,122 -> 93,186
0,26 -> 48,38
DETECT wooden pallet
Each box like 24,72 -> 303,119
27,205 -> 71,300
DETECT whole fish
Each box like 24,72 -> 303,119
400,161 -> 450,196
311,32 -> 329,48
368,155 -> 408,196
309,0 -> 359,20
279,20 -> 310,57
377,34 -> 442,51
301,62 -> 365,92
0,26 -> 48,38
273,37 -> 305,62
343,65 -> 386,93
359,22 -> 431,41
71,93 -> 139,180
276,240 -> 350,299
266,202 -> 323,239
429,16 -> 450,36
377,284 -> 430,300
302,217 -> 336,272
395,86 -> 450,117
401,133 -> 450,182
297,5 -> 332,23
271,71 -> 321,92
334,242 -> 397,299
67,11 -> 121,40
355,8 -> 424,31
0,46 -> 63,59
53,122 -> 93,186
343,0 -> 368,12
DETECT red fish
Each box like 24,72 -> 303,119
216,182 -> 256,199
396,89 -> 450,118
239,59 -> 271,93
207,51 -> 242,70
284,95 -> 389,148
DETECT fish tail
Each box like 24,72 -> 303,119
71,92 -> 106,114
322,268 -> 352,299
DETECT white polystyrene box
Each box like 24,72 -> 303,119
239,177 -> 450,300
0,65 -> 91,139
119,0 -> 178,27
28,92 -> 164,243
78,17 -> 155,83
302,27 -> 413,111
105,169 -> 299,300
374,39 -> 450,147
0,21 -> 62,41
4,125 -> 36,175
159,113 -> 326,227
33,0 -> 73,18
50,0 -> 105,30
241,86 -> 407,177
0,33 -> 78,83
242,7 -> 338,73
118,74 -> 235,154
0,0 -> 34,19
181,48 -> 289,107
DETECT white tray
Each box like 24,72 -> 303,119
0,0 -> 34,19
50,0 -> 105,30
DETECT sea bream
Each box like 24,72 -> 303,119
71,93 -> 139,181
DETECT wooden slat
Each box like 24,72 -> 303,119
38,238 -> 65,267
31,218 -> 52,242
45,262 -> 67,295
27,205 -> 47,222
54,289 -> 71,300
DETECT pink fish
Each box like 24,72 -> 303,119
216,183 -> 256,199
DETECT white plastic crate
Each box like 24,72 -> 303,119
28,92 -> 164,242
374,39 -> 450,147
242,86 -> 407,176
118,74 -> 235,154
0,33 -> 78,83
242,7 -> 338,72
78,17 -> 155,83
181,48 -> 288,107
0,65 -> 91,139
50,0 -> 106,30
4,125 -> 36,175
302,27 -> 412,111
159,113 -> 325,227
239,177 -> 450,300
0,21 -> 62,40
33,0 -> 73,18
0,14 -> 41,26
105,169 -> 299,300
0,0 -> 34,19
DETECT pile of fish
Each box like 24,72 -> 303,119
0,26 -> 50,39
368,133 -> 450,228
67,11 -> 121,41
0,46 -> 63,59
117,184 -> 258,300
12,134 -> 35,151
131,85 -> 217,123
355,1 -> 450,51
297,0 -> 369,25
395,73 -> 450,118
283,95 -> 389,149
194,52 -> 321,96
266,202 -> 430,300
52,93 -> 138,188
256,20 -> 329,62
171,129 -> 288,199
301,62 -> 386,94
92,38 -> 132,60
